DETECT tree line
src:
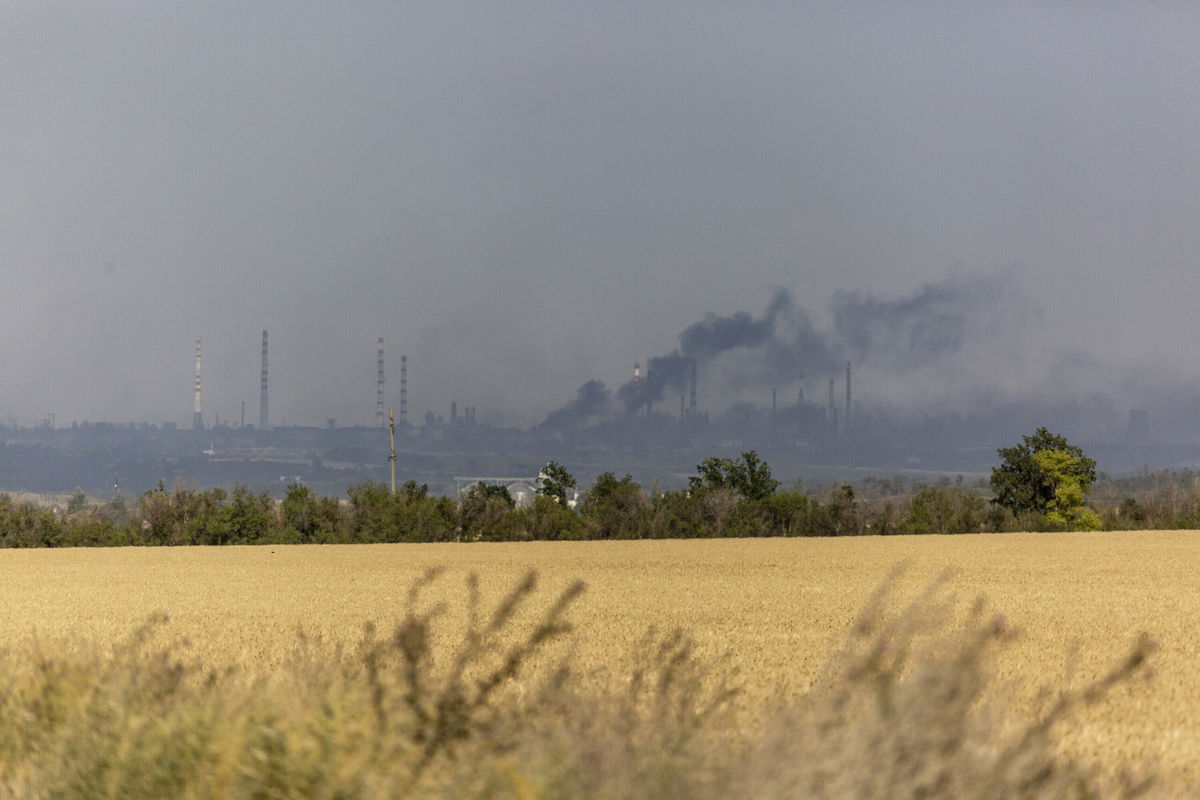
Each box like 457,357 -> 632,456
0,429 -> 1193,547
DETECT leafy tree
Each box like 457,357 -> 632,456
763,492 -> 813,537
210,486 -> 275,544
281,483 -> 343,543
581,473 -> 647,539
990,427 -> 1097,521
689,451 -> 779,501
806,484 -> 863,537
649,490 -> 707,539
137,483 -> 226,545
1117,497 -> 1148,526
459,482 -> 518,542
1033,449 -> 1101,529
536,462 -> 577,504
907,487 -> 987,535
346,480 -> 456,543
67,487 -> 87,515
515,496 -> 584,540
478,482 -> 516,507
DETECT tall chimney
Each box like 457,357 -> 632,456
259,330 -> 269,431
193,339 -> 203,430
798,372 -> 805,405
400,355 -> 408,424
772,388 -> 777,420
689,358 -> 697,413
376,338 -> 385,428
845,362 -> 852,434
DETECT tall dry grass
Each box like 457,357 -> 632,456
0,568 -> 1162,799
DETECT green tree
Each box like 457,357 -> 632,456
536,461 -> 577,504
346,480 -> 456,543
581,473 -> 647,539
1033,449 -> 1101,529
688,451 -> 779,501
459,482 -> 517,542
907,487 -> 987,535
991,427 -> 1097,523
514,496 -> 584,540
67,487 -> 87,515
281,483 -> 343,543
806,484 -> 863,537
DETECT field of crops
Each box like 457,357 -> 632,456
0,531 -> 1195,791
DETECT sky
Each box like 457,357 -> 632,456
2,2 -> 1199,429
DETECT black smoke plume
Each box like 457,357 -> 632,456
539,379 -> 613,430
829,272 -> 1015,369
542,271 -> 1026,426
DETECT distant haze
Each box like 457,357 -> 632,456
3,3 -> 1198,432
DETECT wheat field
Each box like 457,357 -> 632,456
0,531 -> 1194,786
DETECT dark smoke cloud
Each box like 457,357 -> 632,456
680,312 -> 770,358
543,270 -> 1028,426
617,352 -> 694,414
539,379 -> 613,430
830,272 -> 1018,369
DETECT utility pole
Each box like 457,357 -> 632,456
388,408 -> 397,494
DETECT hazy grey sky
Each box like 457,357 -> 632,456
3,2 -> 1198,427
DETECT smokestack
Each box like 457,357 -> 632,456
798,373 -> 805,405
689,358 -> 697,413
680,394 -> 685,421
451,401 -> 458,425
845,362 -> 852,434
259,330 -> 269,431
400,355 -> 408,424
772,388 -> 777,421
193,339 -> 203,430
376,338 -> 385,428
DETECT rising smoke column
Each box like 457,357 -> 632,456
618,290 -> 804,413
617,352 -> 695,413
539,379 -> 614,430
541,269 -> 1032,426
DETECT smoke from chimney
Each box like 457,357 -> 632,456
540,270 -> 1031,429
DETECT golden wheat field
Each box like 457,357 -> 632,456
0,531 -> 1195,783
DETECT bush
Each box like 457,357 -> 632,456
906,487 -> 987,535
514,496 -> 584,541
580,473 -> 649,540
